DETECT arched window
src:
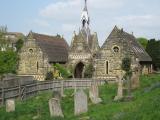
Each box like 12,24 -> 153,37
29,48 -> 33,53
105,61 -> 109,74
113,46 -> 119,53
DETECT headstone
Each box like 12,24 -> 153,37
131,70 -> 140,89
6,99 -> 15,112
52,91 -> 61,100
49,98 -> 64,117
89,82 -> 102,104
74,89 -> 88,115
114,79 -> 123,101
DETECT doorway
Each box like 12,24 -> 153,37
74,62 -> 85,78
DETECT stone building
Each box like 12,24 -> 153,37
95,26 -> 152,79
68,0 -> 99,78
68,0 -> 152,79
18,0 -> 152,81
17,32 -> 69,80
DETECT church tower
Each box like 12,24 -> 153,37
68,0 -> 99,78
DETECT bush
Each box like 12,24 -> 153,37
53,63 -> 71,79
84,63 -> 94,78
45,71 -> 54,80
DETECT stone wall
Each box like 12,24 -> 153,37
95,42 -> 124,79
17,38 -> 52,81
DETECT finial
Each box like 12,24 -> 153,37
83,0 -> 87,11
121,28 -> 123,32
132,32 -> 134,35
73,31 -> 76,36
28,30 -> 34,40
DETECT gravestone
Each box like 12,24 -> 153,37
114,79 -> 123,101
89,82 -> 102,104
52,91 -> 61,100
49,98 -> 64,117
131,69 -> 140,89
74,89 -> 88,115
6,99 -> 15,112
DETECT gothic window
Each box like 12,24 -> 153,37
105,61 -> 109,74
37,62 -> 39,72
113,46 -> 119,53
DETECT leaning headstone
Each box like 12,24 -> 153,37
49,98 -> 64,117
114,79 -> 123,101
89,82 -> 102,104
6,99 -> 15,112
74,89 -> 88,115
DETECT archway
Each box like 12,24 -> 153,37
74,62 -> 85,78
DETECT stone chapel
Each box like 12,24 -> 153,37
18,0 -> 152,80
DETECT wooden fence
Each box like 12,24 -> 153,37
0,78 -> 115,106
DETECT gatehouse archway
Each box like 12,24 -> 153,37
74,62 -> 85,78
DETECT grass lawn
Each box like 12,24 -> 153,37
0,74 -> 160,120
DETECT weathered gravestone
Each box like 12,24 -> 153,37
49,98 -> 64,117
52,91 -> 61,100
6,99 -> 15,112
89,82 -> 102,104
131,68 -> 140,89
114,79 -> 123,101
74,89 -> 88,115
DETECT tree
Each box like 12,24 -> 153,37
137,37 -> 148,49
84,63 -> 94,78
15,38 -> 24,52
53,63 -> 71,79
122,56 -> 132,97
0,50 -> 18,80
146,39 -> 160,70
0,26 -> 9,51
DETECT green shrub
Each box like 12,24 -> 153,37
53,63 -> 72,79
84,63 -> 94,78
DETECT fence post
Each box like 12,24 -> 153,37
2,79 -> 5,105
19,84 -> 21,100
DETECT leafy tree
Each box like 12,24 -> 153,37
146,39 -> 160,70
84,63 -> 94,78
137,37 -> 148,49
0,50 -> 18,80
15,38 -> 24,52
53,63 -> 71,79
0,26 -> 9,50
67,65 -> 74,78
122,56 -> 132,96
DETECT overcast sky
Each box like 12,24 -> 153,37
0,0 -> 160,45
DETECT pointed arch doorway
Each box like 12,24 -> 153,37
74,62 -> 85,78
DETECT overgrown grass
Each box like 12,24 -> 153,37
0,74 -> 160,120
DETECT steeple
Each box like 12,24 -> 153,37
81,0 -> 90,28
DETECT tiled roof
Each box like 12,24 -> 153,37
28,32 -> 69,63
102,26 -> 152,62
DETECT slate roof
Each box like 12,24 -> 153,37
102,26 -> 152,62
28,32 -> 69,63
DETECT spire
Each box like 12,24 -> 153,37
83,0 -> 87,11
81,0 -> 89,28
